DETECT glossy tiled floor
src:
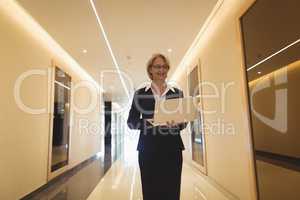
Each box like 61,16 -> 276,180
23,144 -> 117,200
25,133 -> 233,200
87,151 -> 232,200
23,156 -> 107,200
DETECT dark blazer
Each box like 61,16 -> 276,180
127,86 -> 187,152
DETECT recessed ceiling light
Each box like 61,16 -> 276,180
82,49 -> 88,54
258,71 -> 261,74
167,48 -> 172,53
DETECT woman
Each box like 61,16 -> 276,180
127,53 -> 187,200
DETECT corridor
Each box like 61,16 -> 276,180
1,0 -> 300,200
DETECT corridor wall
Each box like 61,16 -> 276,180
175,0 -> 257,199
0,3 -> 103,199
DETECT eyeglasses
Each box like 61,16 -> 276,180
152,64 -> 169,70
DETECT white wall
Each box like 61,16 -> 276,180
0,3 -> 103,199
176,0 -> 257,199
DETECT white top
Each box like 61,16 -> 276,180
144,82 -> 175,101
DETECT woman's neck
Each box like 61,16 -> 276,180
151,80 -> 166,95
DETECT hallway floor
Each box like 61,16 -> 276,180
87,152 -> 231,200
23,134 -> 234,200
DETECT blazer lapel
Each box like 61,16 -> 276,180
166,89 -> 179,100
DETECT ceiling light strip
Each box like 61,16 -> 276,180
247,38 -> 300,71
0,0 -> 104,93
89,0 -> 130,99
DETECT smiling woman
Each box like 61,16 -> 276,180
146,53 -> 170,81
127,53 -> 187,200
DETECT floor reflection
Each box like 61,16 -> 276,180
88,152 -> 232,200
104,144 -> 112,173
51,189 -> 68,200
23,143 -> 120,200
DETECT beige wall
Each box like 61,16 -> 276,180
176,0 -> 257,199
0,5 -> 103,200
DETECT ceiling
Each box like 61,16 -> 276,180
17,0 -> 218,104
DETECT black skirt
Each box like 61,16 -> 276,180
138,151 -> 183,200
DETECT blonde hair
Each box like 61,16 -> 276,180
146,53 -> 170,80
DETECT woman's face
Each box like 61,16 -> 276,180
150,57 -> 169,81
